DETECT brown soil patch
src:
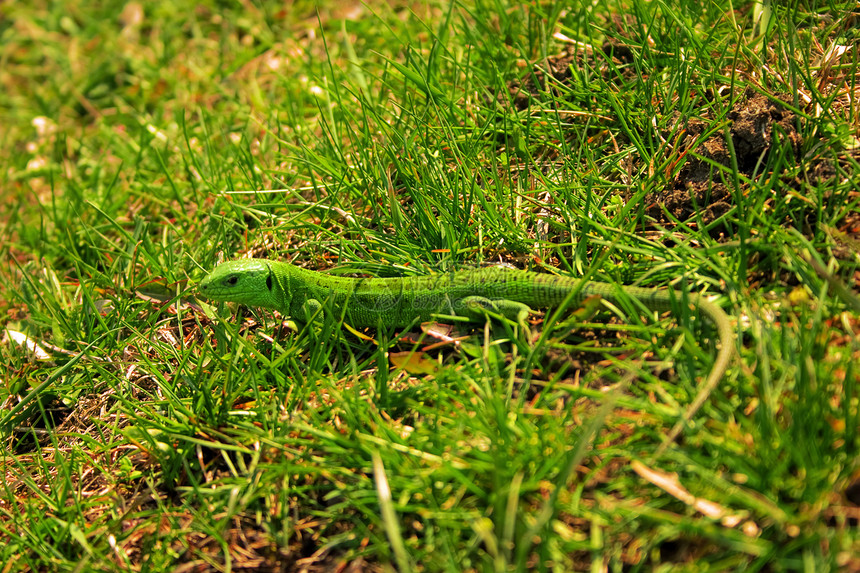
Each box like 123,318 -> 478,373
646,92 -> 802,226
501,40 -> 806,231
502,40 -> 635,111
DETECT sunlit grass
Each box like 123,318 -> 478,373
0,0 -> 858,570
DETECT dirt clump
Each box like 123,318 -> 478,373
646,93 -> 802,227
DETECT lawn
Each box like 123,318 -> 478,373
1,0 -> 858,570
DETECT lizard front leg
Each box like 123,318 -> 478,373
454,296 -> 533,329
290,298 -> 324,325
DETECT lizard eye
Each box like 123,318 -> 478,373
225,275 -> 239,286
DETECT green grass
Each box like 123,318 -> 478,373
1,0 -> 858,570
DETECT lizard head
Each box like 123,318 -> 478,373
198,259 -> 285,311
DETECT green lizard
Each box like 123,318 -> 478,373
198,258 -> 734,453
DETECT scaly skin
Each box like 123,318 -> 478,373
198,258 -> 735,453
